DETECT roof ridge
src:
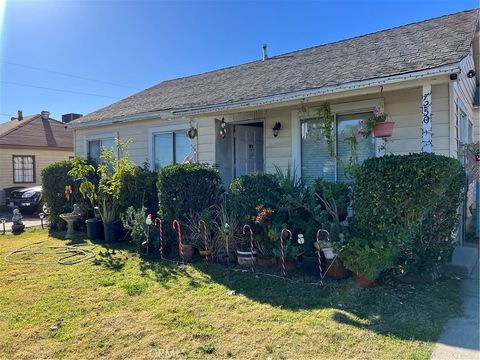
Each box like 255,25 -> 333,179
0,115 -> 40,139
150,8 -> 479,86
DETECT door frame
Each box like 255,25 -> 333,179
231,118 -> 266,179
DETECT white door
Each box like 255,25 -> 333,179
234,125 -> 264,177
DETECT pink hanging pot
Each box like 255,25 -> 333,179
373,122 -> 395,138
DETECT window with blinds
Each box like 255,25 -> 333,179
13,155 -> 35,183
301,112 -> 375,183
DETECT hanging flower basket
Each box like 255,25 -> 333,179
373,121 -> 395,138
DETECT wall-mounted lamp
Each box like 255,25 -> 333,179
219,117 -> 227,138
467,70 -> 476,78
272,122 -> 282,137
187,126 -> 198,139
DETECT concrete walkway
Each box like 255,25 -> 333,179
431,262 -> 479,360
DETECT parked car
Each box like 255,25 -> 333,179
6,186 -> 43,214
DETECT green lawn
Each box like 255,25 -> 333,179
0,229 -> 461,359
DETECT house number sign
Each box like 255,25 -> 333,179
422,84 -> 432,153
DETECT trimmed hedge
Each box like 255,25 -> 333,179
119,164 -> 158,216
351,153 -> 465,273
229,173 -> 283,219
157,163 -> 222,223
41,161 -> 80,225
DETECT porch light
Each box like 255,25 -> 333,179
272,122 -> 282,137
187,126 -> 197,139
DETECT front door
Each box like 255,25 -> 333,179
234,124 -> 264,177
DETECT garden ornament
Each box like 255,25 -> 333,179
155,217 -> 164,260
11,208 -> 25,234
144,214 -> 153,256
172,220 -> 185,265
297,234 -> 305,283
199,220 -> 209,263
280,228 -> 292,279
38,212 -> 46,229
242,224 -> 255,273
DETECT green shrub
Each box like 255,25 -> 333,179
351,153 -> 465,273
119,163 -> 158,216
229,173 -> 282,220
157,163 -> 222,224
340,238 -> 397,280
41,161 -> 81,226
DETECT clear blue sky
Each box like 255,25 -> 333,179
0,0 -> 477,123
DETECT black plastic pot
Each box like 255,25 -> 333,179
103,220 -> 122,243
303,255 -> 320,277
86,218 -> 104,240
216,249 -> 237,265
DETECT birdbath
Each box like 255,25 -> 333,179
59,204 -> 82,239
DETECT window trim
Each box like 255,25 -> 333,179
12,155 -> 36,184
83,132 -> 118,161
148,122 -> 192,171
292,98 -> 384,180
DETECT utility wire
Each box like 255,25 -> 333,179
1,60 -> 141,90
0,80 -> 121,99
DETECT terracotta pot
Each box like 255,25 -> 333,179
199,250 -> 211,257
236,249 -> 257,267
181,244 -> 194,262
283,259 -> 297,271
355,274 -> 376,288
373,122 -> 395,138
325,258 -> 350,279
257,256 -> 274,267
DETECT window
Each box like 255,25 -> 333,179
301,112 -> 376,183
13,155 -> 35,183
153,131 -> 192,171
87,138 -> 115,164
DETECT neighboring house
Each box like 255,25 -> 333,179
0,111 -> 76,207
68,10 -> 479,208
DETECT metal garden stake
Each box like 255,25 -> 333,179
280,228 -> 292,279
172,220 -> 184,265
297,233 -> 305,282
242,224 -> 255,273
0,218 -> 6,235
144,214 -> 153,256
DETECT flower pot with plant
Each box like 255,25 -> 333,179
273,236 -> 301,272
340,238 -> 396,287
359,107 -> 394,138
214,198 -> 239,266
251,205 -> 277,266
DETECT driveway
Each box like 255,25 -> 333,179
431,261 -> 480,359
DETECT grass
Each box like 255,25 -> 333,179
0,229 -> 462,359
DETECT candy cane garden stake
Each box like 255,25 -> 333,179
199,220 -> 209,263
172,220 -> 185,265
155,217 -> 164,260
280,228 -> 292,279
242,224 -> 255,273
316,229 -> 330,285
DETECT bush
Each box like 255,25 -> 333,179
41,161 -> 81,226
119,163 -> 158,216
157,163 -> 222,223
229,173 -> 282,220
351,153 -> 465,273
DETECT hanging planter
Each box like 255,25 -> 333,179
373,121 -> 395,138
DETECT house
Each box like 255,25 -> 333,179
0,111 -> 76,208
68,10 -> 479,208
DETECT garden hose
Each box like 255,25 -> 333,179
4,241 -> 97,265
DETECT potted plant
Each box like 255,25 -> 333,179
340,238 -> 395,287
273,237 -> 301,272
68,157 -> 103,240
252,205 -> 277,266
214,200 -> 237,265
359,107 -> 394,138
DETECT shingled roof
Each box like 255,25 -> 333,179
0,115 -> 73,149
71,9 -> 479,127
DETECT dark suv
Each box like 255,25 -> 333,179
6,186 -> 43,214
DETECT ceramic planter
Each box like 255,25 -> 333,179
256,255 -> 274,267
355,274 -> 376,288
325,258 -> 350,279
236,249 -> 258,267
373,121 -> 395,138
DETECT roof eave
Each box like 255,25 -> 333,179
67,62 -> 462,130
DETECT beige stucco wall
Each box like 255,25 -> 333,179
0,147 -> 73,206
74,81 -> 458,181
